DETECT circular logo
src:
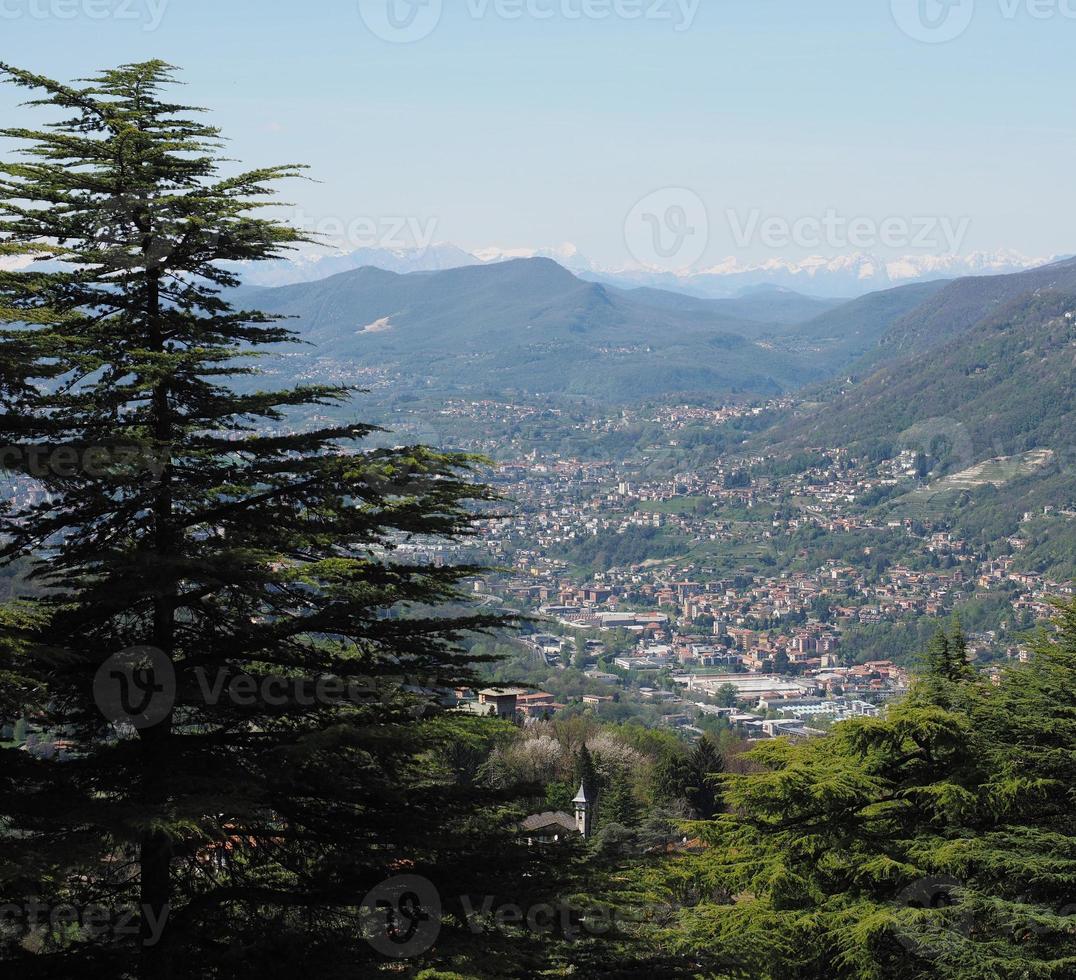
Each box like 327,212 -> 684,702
899,416 -> 976,477
891,0 -> 975,43
360,874 -> 442,958
625,187 -> 709,273
93,646 -> 176,730
893,876 -> 974,957
355,416 -> 450,498
88,193 -> 221,273
358,0 -> 443,43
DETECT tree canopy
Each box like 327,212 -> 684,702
0,61 -> 555,980
633,603 -> 1076,979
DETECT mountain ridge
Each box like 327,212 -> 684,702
218,239 -> 1059,299
767,283 -> 1076,468
238,258 -> 831,404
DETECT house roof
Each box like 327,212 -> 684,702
520,811 -> 577,834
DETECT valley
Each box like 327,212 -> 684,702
204,254 -> 1076,716
4,16 -> 1075,978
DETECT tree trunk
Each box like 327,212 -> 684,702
140,256 -> 176,980
139,821 -> 174,980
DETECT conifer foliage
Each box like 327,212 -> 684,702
644,607 -> 1076,979
0,62 -> 533,979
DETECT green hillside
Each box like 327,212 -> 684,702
788,279 -> 949,363
616,284 -> 842,329
766,288 -> 1076,572
868,256 -> 1076,368
239,258 -> 837,404
775,258 -> 1076,382
776,290 -> 1076,460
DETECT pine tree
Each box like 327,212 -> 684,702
925,627 -> 952,679
0,62 -> 550,979
575,743 -> 598,800
670,709 -> 984,976
946,618 -> 973,681
630,604 -> 1076,978
684,734 -> 724,819
602,772 -> 642,829
918,598 -> 1076,977
916,621 -> 974,709
651,746 -> 692,807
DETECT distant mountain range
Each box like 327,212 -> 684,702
611,284 -> 841,331
240,258 -> 836,404
585,250 -> 1057,300
764,259 -> 1076,530
238,255 -> 1076,412
222,248 -> 1076,567
773,261 -> 1076,456
225,243 -> 480,288
3,233 -> 1060,300
227,242 -> 1057,299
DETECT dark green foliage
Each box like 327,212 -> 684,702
683,735 -> 725,819
544,780 -> 574,812
575,743 -> 598,801
634,601 -> 1076,978
603,779 -> 643,829
551,524 -> 684,574
651,749 -> 693,807
917,622 -> 976,705
649,735 -> 725,819
0,62 -> 559,980
777,288 -> 1076,467
842,618 -> 955,667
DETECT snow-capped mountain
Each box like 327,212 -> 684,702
235,244 -> 1056,298
590,250 -> 1057,299
5,240 -> 1058,299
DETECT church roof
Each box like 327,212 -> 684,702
572,782 -> 591,805
520,811 -> 576,834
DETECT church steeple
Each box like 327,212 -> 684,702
572,782 -> 592,839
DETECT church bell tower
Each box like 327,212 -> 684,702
572,782 -> 593,839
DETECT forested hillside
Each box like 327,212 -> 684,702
869,256 -> 1076,367
238,258 -> 831,403
775,289 -> 1076,462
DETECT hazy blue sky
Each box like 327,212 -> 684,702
2,0 -> 1074,267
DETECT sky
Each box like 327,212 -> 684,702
1,0 -> 1075,270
